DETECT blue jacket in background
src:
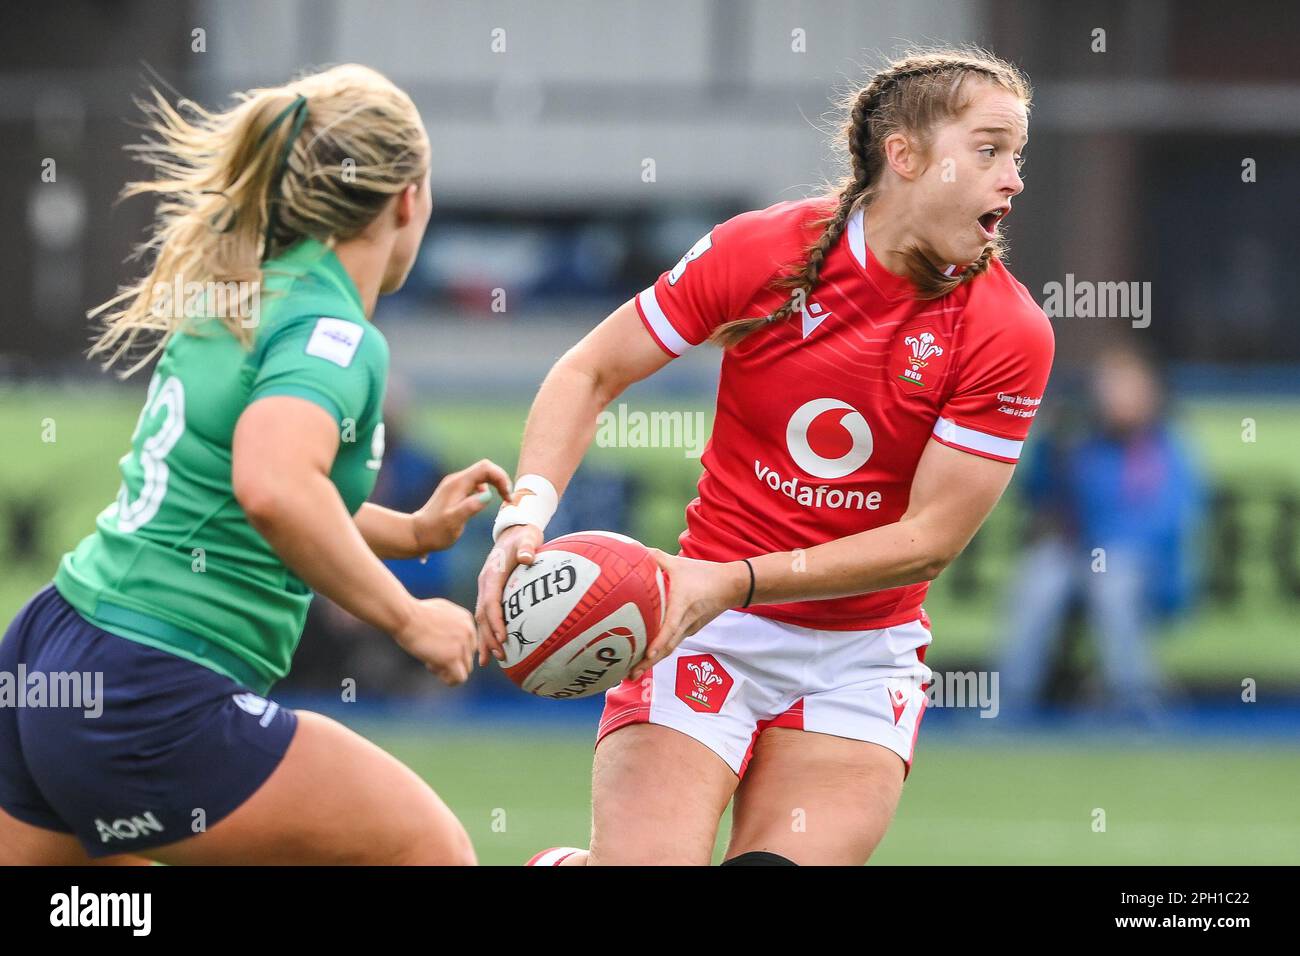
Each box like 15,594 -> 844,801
1022,425 -> 1206,616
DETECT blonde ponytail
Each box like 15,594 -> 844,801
89,64 -> 430,376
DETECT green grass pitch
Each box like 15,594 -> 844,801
359,723 -> 1300,865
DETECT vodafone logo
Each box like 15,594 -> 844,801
785,398 -> 873,479
753,398 -> 883,510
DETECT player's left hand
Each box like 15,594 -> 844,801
412,458 -> 513,555
629,550 -> 751,682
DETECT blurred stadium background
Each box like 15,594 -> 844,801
1,0 -> 1297,863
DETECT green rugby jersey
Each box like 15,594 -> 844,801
54,237 -> 389,693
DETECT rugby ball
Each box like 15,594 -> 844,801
499,531 -> 666,699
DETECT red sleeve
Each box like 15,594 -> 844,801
932,273 -> 1055,464
634,203 -> 811,357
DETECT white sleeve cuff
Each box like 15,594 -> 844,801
637,286 -> 695,357
932,417 -> 1024,462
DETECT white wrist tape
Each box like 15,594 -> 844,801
491,473 -> 559,542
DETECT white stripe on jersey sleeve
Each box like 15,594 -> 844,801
932,417 -> 1024,461
637,286 -> 696,356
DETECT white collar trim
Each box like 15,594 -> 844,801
846,207 -> 959,276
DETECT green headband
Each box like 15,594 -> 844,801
259,94 -> 310,257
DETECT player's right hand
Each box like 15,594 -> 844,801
412,458 -> 513,554
394,598 -> 477,686
474,522 -> 543,666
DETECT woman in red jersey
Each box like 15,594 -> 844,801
477,48 -> 1054,866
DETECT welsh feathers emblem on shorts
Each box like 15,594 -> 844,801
891,325 -> 949,394
675,654 -> 734,714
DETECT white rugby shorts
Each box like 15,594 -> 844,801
597,608 -> 934,778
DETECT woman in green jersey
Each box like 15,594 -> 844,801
0,64 -> 509,865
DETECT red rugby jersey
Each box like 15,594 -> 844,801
634,197 -> 1055,631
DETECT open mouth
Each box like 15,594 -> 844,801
978,207 -> 1009,238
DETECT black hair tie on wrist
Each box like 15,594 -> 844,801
740,558 -> 756,609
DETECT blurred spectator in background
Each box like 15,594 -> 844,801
996,346 -> 1207,724
291,378 -> 453,696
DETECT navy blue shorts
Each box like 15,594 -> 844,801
0,584 -> 298,858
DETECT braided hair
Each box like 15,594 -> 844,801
710,47 -> 1031,349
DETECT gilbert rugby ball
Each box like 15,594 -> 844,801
499,531 -> 666,699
